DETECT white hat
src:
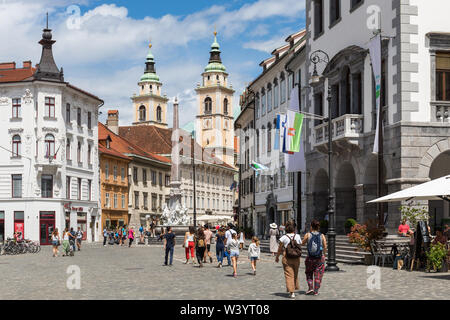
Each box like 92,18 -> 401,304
270,223 -> 277,229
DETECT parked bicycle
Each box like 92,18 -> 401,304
0,238 -> 40,255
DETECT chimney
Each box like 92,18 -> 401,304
23,61 -> 32,69
106,110 -> 119,135
0,62 -> 16,70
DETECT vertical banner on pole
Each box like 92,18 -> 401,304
368,34 -> 382,154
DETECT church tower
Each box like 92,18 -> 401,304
132,43 -> 168,128
195,30 -> 235,166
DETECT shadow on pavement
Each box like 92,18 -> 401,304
419,273 -> 450,280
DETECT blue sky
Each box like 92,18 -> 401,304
0,0 -> 306,127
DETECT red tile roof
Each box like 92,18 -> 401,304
98,144 -> 131,161
0,64 -> 36,83
99,122 -> 170,164
119,125 -> 235,170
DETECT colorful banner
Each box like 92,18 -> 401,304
368,33 -> 382,154
286,110 -> 304,153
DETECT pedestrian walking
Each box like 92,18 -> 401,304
203,224 -> 213,263
275,223 -> 302,299
195,227 -> 206,267
163,226 -> 176,266
183,226 -> 196,264
215,227 -> 226,268
121,225 -> 127,246
103,228 -> 108,246
139,225 -> 144,244
228,232 -> 240,278
128,227 -> 135,247
269,223 -> 279,256
70,227 -> 76,252
51,228 -> 60,257
239,230 -> 245,250
302,220 -> 327,296
224,223 -> 236,266
150,219 -> 156,238
62,228 -> 73,257
76,227 -> 83,251
248,236 -> 260,275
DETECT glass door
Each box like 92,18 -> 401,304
0,211 -> 4,243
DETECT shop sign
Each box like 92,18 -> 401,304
63,202 -> 84,212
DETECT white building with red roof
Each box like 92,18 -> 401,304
0,21 -> 103,244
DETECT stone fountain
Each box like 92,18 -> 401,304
160,98 -> 190,234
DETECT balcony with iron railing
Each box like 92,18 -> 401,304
313,114 -> 364,151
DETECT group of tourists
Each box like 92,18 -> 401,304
50,227 -> 84,257
102,225 -> 135,247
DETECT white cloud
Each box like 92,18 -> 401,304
1,0 -> 306,128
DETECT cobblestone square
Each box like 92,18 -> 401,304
0,243 -> 448,300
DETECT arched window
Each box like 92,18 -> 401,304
255,93 -> 260,119
267,83 -> 272,112
267,122 -> 272,152
223,98 -> 228,115
273,78 -> 279,108
261,88 -> 266,116
66,138 -> 71,161
139,105 -> 146,121
156,106 -> 162,122
204,97 -> 212,114
45,134 -> 55,159
12,135 -> 21,157
280,72 -> 286,103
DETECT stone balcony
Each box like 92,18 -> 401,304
313,114 -> 364,152
431,101 -> 450,123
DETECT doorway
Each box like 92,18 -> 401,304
40,212 -> 55,245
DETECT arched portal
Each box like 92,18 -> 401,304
428,150 -> 450,233
335,162 -> 356,234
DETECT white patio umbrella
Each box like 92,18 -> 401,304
368,175 -> 450,203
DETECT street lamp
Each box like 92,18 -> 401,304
191,130 -> 197,229
310,49 -> 339,272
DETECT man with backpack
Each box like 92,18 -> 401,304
275,223 -> 302,299
301,220 -> 327,296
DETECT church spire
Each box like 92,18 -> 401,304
204,29 -> 226,73
140,41 -> 161,83
34,13 -> 64,82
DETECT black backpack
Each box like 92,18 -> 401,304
285,234 -> 302,259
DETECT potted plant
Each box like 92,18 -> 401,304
426,243 -> 448,272
348,219 -> 384,265
345,218 -> 357,235
319,220 -> 328,234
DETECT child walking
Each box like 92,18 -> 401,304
248,236 -> 260,275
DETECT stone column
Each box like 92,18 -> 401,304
354,184 -> 364,223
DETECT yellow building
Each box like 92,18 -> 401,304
132,43 -> 168,128
195,31 -> 235,167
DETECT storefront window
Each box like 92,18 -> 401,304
0,211 -> 5,243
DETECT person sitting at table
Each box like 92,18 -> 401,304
444,224 -> 450,240
398,219 -> 413,237
432,228 -> 448,246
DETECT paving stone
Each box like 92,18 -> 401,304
0,243 -> 448,300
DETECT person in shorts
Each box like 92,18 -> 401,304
203,224 -> 213,263
228,232 -> 240,278
76,227 -> 83,251
248,236 -> 260,275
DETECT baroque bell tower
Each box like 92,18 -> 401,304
195,30 -> 235,166
132,42 -> 168,128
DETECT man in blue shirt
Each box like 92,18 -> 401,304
163,227 -> 176,266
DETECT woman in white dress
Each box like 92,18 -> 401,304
269,223 -> 279,256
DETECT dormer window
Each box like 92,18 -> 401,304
106,139 -> 110,149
